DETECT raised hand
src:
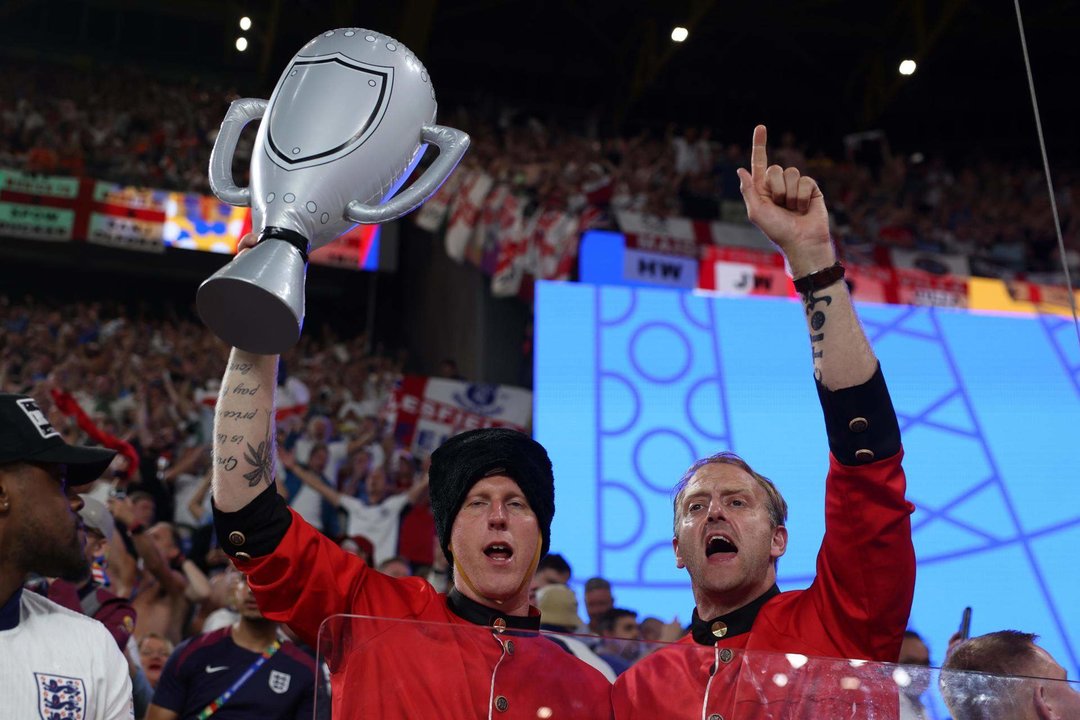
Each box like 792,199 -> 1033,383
736,125 -> 836,277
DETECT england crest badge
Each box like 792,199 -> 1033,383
268,669 -> 291,694
35,673 -> 86,720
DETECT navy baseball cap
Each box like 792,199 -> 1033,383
0,393 -> 116,487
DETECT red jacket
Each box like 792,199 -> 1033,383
613,368 -> 916,719
231,508 -> 613,719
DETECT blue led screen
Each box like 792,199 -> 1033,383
534,280 -> 1080,691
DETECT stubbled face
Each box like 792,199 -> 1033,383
673,463 -> 787,611
450,475 -> 540,610
4,462 -> 88,581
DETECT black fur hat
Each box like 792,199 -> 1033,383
429,428 -> 555,564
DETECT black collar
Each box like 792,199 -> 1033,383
446,588 -> 542,631
0,587 -> 22,631
690,584 -> 781,646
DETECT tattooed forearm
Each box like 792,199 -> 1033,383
802,289 -> 832,382
241,423 -> 274,488
232,382 -> 260,396
213,350 -> 280,511
216,455 -> 238,471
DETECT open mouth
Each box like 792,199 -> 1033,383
483,543 -> 514,562
706,534 -> 738,557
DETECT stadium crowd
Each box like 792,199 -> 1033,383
2,63 -> 1077,280
2,60 -> 1077,720
0,293 -> 685,718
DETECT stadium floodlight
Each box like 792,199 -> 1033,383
236,37 -> 249,52
899,59 -> 916,76
240,16 -> 252,31
671,26 -> 689,42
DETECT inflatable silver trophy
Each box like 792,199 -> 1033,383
198,28 -> 470,354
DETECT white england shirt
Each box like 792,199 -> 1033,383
0,589 -> 133,720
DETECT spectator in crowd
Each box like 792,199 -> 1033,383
376,556 -> 412,578
536,583 -> 617,682
583,576 -> 615,634
139,633 -> 174,690
638,617 -> 664,644
146,574 -> 318,720
611,125 -> 915,718
535,552 -> 572,587
941,631 -> 1080,720
898,630 -> 932,720
280,448 -> 428,566
7,59 -> 1077,278
193,565 -> 244,636
595,608 -> 643,676
395,471 -> 436,574
108,496 -> 211,644
211,302 -> 613,716
0,392 -> 133,719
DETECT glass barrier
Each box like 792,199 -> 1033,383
313,614 -> 1080,719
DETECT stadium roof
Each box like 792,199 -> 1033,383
3,0 -> 1078,159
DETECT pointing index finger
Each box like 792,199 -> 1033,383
750,124 -> 768,183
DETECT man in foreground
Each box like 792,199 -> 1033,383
209,301 -> 612,717
0,393 -> 133,719
612,125 -> 916,718
147,573 -> 317,720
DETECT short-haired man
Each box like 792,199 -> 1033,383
535,552 -> 571,587
146,574 -> 317,720
898,630 -> 932,720
209,315 -> 612,717
612,125 -> 916,718
942,631 -> 1080,720
595,608 -> 643,676
583,576 -> 614,634
0,393 -> 133,719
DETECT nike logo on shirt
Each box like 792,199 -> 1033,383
205,665 -> 229,673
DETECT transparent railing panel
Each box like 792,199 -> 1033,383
312,614 -> 1080,719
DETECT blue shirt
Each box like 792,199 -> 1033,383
152,627 -> 317,719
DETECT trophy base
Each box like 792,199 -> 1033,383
196,238 -> 307,355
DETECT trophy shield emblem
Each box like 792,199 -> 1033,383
266,53 -> 394,170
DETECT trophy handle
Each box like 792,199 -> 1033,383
208,98 -> 269,207
344,124 -> 471,224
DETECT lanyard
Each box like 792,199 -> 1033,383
196,639 -> 282,720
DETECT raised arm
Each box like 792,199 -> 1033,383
405,468 -> 430,505
211,348 -> 278,512
279,446 -> 343,508
737,124 -> 876,390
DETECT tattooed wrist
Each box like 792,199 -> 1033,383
802,288 -> 832,381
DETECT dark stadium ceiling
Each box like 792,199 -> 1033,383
3,0 -> 1079,160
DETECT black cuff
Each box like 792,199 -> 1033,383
816,364 -> 901,466
212,483 -> 292,559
